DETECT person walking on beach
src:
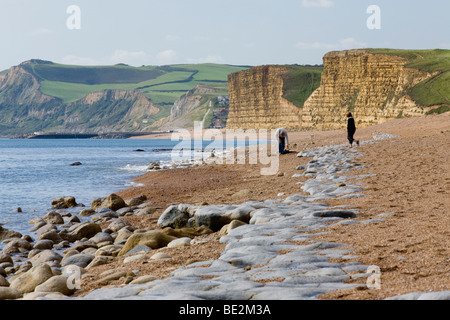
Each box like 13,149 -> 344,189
275,128 -> 290,154
346,112 -> 359,147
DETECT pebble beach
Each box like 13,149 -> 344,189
0,113 -> 449,301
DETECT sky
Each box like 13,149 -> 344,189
0,0 -> 449,70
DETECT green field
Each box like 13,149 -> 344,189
369,49 -> 450,109
25,61 -> 250,106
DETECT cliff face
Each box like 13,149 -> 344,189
0,66 -> 64,133
227,50 -> 437,131
302,49 -> 433,129
63,90 -> 160,133
170,84 -> 221,120
227,66 -> 304,130
0,65 -> 159,134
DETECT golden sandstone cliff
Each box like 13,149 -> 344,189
227,49 -> 436,130
227,65 -> 305,130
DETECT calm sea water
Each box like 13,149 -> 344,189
0,137 -> 259,238
0,138 -> 188,235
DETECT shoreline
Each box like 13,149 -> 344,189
1,113 -> 449,300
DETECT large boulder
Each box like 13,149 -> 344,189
61,253 -> 94,268
0,287 -> 21,300
34,275 -> 77,296
91,193 -> 126,211
118,231 -> 177,256
9,264 -> 54,294
51,196 -> 77,209
157,205 -> 190,229
2,238 -> 32,254
193,205 -> 237,231
0,226 -> 22,241
29,250 -> 63,267
43,211 -> 64,225
67,222 -> 102,241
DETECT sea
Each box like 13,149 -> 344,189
0,137 -> 252,240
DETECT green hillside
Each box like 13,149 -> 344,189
369,49 -> 450,112
281,65 -> 323,108
26,61 -> 249,106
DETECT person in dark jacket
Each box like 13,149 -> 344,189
346,112 -> 359,147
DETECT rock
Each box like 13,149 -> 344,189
39,230 -> 63,243
92,193 -> 126,211
122,244 -> 152,256
114,228 -> 134,244
123,253 -> 149,264
231,189 -> 253,199
150,252 -> 171,260
118,231 -> 177,256
167,237 -> 192,248
135,206 -> 157,216
0,254 -> 13,265
157,205 -> 190,229
69,162 -> 82,166
95,271 -> 128,285
9,264 -> 54,294
35,223 -> 57,236
61,253 -> 94,268
107,219 -> 131,233
95,245 -> 123,257
51,196 -> 77,209
86,256 -> 114,269
0,226 -> 22,241
71,240 -> 98,252
79,208 -> 95,216
29,250 -> 63,267
68,222 -> 102,241
0,287 -> 21,300
194,205 -> 237,231
224,205 -> 254,223
0,275 -> 9,287
125,195 -> 147,207
129,275 -> 158,285
219,220 -> 247,235
43,211 -> 64,225
161,226 -> 213,239
0,266 -> 6,277
21,292 -> 68,300
33,239 -> 54,250
89,232 -> 114,244
2,238 -> 32,254
16,261 -> 32,274
34,275 -> 77,296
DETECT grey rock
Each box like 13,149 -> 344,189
157,205 -> 190,229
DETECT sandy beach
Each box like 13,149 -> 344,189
2,113 -> 447,300
69,112 -> 449,300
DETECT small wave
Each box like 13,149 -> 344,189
120,164 -> 149,172
124,181 -> 145,187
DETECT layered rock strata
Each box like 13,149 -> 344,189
227,50 -> 435,130
227,65 -> 303,130
301,49 -> 432,129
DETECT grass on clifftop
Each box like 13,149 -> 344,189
281,65 -> 323,108
369,49 -> 450,108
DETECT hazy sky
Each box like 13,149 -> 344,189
0,0 -> 449,70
